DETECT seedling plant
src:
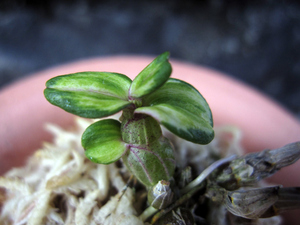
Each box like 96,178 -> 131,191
44,52 -> 300,224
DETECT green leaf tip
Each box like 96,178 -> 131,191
82,119 -> 128,164
128,52 -> 172,99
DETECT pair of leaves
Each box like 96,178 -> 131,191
44,52 -> 214,165
44,52 -> 171,118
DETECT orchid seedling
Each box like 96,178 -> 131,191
44,53 -> 300,224
44,52 -> 214,207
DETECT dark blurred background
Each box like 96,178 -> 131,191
0,0 -> 299,118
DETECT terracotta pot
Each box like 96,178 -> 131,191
1,56 -> 299,224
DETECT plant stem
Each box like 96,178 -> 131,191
139,206 -> 158,222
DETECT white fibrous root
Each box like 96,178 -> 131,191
0,118 -> 281,224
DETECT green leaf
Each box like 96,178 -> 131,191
82,119 -> 128,164
128,52 -> 172,99
44,72 -> 132,118
135,78 -> 214,144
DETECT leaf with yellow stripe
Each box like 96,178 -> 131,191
82,119 -> 128,164
135,78 -> 214,144
44,72 -> 132,118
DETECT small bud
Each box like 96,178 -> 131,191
224,186 -> 280,219
148,180 -> 174,209
216,142 -> 300,190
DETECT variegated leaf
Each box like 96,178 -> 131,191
128,52 -> 172,99
82,119 -> 128,164
135,78 -> 214,144
44,72 -> 132,118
